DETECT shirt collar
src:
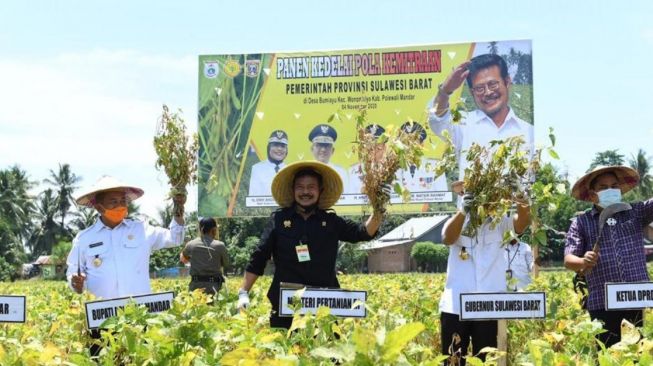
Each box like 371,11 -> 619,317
93,217 -> 131,232
589,205 -> 601,217
284,205 -> 327,220
470,107 -> 518,129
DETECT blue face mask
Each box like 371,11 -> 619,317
597,188 -> 622,207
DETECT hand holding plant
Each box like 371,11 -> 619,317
153,105 -> 199,218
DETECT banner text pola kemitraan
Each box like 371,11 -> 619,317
198,40 -> 534,217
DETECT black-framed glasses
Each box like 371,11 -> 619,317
471,80 -> 501,95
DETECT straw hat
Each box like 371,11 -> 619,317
271,161 -> 343,209
75,176 -> 144,207
571,166 -> 639,201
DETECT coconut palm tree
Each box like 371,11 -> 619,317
588,150 -> 625,171
29,188 -> 62,258
44,163 -> 81,236
0,166 -> 34,254
487,41 -> 498,55
629,149 -> 653,197
70,206 -> 98,233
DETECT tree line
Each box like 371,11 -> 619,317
1,149 -> 651,280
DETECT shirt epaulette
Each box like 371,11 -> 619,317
75,223 -> 98,240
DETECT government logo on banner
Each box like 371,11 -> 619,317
203,61 -> 218,79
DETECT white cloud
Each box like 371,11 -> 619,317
0,49 -> 198,218
642,27 -> 653,45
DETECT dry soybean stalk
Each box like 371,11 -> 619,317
459,136 -> 533,238
350,110 -> 423,213
154,105 -> 199,217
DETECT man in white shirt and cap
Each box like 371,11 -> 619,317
428,53 -> 534,182
308,123 -> 348,189
66,176 -> 186,299
248,129 -> 289,196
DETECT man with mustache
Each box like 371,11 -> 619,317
428,53 -> 534,182
249,130 -> 289,196
236,161 -> 384,329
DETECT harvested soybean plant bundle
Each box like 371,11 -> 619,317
349,110 -> 424,213
442,135 -> 535,238
153,105 -> 199,217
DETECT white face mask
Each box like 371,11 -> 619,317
597,188 -> 622,207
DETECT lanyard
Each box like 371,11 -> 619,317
506,244 -> 520,269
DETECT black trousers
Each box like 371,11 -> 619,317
440,312 -> 497,365
588,309 -> 643,347
270,309 -> 293,329
89,329 -> 103,358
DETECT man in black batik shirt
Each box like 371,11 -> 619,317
236,160 -> 385,328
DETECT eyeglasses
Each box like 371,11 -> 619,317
471,80 -> 501,95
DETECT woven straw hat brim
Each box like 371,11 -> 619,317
571,165 -> 639,201
75,176 -> 144,207
271,161 -> 343,209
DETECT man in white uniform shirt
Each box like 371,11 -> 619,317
248,130 -> 289,196
439,182 -> 530,363
308,123 -> 348,189
505,238 -> 534,291
428,53 -> 534,182
66,176 -> 185,299
396,121 -> 447,193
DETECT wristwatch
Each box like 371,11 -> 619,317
438,83 -> 452,96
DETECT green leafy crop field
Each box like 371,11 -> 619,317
0,272 -> 652,365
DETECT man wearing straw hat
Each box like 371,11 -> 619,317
236,161 -> 384,329
66,176 -> 186,299
564,165 -> 651,347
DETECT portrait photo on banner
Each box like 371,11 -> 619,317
196,39 -> 534,217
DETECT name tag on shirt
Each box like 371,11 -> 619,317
296,244 -> 311,262
89,242 -> 103,248
605,282 -> 653,310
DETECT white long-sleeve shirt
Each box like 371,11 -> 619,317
66,218 -> 184,299
428,106 -> 534,181
248,160 -> 285,196
505,241 -> 534,291
439,216 -> 513,315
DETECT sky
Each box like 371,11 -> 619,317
1,0 -> 652,219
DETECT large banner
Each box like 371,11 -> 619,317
198,40 -> 533,217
